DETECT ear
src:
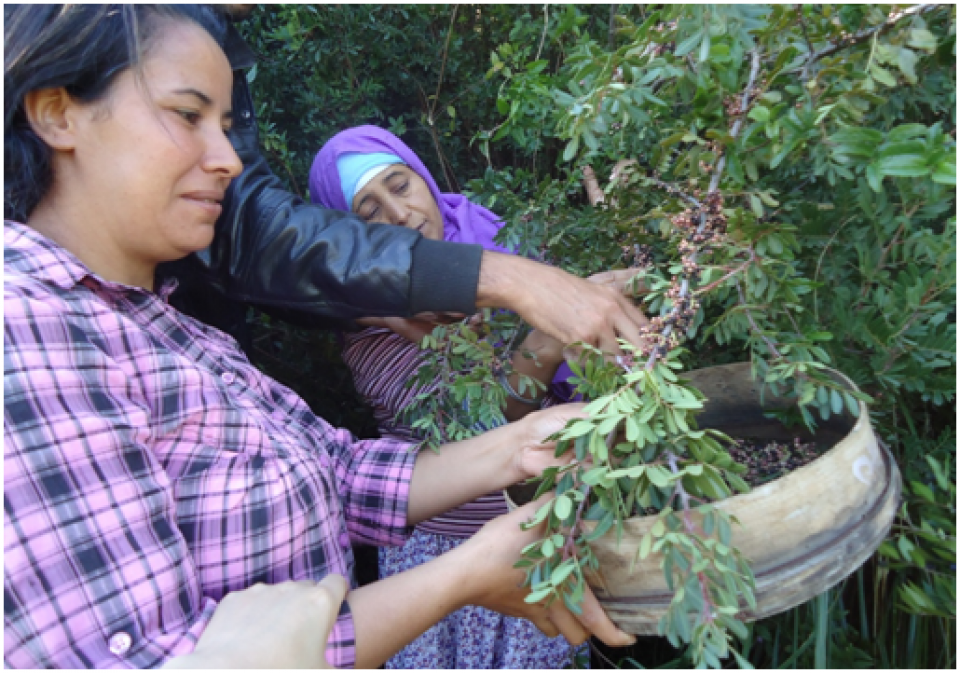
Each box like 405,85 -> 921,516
23,88 -> 79,151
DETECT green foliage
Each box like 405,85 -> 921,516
241,4 -> 955,669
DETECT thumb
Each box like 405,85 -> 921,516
315,573 -> 349,604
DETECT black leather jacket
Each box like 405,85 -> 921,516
162,25 -> 482,340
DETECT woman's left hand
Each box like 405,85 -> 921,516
454,497 -> 637,648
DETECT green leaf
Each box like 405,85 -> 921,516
897,48 -> 919,84
675,29 -> 704,57
830,127 -> 883,158
866,162 -> 883,192
554,494 -> 573,520
563,420 -> 595,438
749,194 -> 764,218
651,518 -> 666,537
870,65 -> 897,88
647,466 -> 672,488
525,587 -> 554,604
550,561 -> 577,586
878,153 -> 928,177
908,28 -> 938,53
830,388 -> 843,414
639,531 -> 653,559
748,106 -> 770,122
932,158 -> 956,185
562,136 -> 580,162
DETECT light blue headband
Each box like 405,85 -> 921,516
336,152 -> 406,207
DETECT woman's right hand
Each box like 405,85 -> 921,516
162,575 -> 349,669
518,267 -> 646,360
453,496 -> 636,649
586,267 -> 646,297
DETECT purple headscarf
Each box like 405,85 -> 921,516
309,125 -> 575,400
309,125 -> 511,254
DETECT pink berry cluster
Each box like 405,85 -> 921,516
636,191 -> 727,364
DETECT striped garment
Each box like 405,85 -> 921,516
4,221 -> 416,669
342,325 -> 562,537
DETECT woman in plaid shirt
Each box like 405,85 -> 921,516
3,5 -> 635,669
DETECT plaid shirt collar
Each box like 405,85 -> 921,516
4,220 -> 178,300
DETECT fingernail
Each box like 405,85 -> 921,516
618,630 -> 636,645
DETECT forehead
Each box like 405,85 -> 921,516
139,19 -> 233,101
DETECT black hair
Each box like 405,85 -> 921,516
4,4 -> 229,221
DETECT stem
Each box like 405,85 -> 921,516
607,4 -> 619,50
812,215 -> 855,322
797,4 -> 939,80
536,4 -> 550,61
666,451 -> 716,625
737,281 -> 784,359
693,249 -> 756,296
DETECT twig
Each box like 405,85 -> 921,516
796,4 -> 816,57
797,4 -> 938,80
812,215 -> 855,322
736,281 -> 784,359
536,4 -> 550,62
607,4 -> 619,50
693,249 -> 756,296
431,6 -> 459,121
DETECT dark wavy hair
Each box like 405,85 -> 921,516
4,4 -> 229,221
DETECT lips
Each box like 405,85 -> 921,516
182,191 -> 225,219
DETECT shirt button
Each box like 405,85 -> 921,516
108,632 -> 132,656
339,532 -> 351,548
221,371 -> 236,385
241,109 -> 252,120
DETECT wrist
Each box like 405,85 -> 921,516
477,251 -> 533,313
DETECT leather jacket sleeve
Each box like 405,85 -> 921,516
168,25 -> 483,330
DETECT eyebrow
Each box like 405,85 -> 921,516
172,88 -> 233,120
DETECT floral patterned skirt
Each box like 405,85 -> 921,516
380,529 -> 589,669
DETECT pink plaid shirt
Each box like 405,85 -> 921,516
3,221 -> 416,668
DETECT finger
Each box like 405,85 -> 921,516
530,612 -> 562,639
576,583 -> 636,648
546,603 -> 589,646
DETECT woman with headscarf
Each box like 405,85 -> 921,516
310,126 -> 639,669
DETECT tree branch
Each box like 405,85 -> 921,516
797,4 -> 939,79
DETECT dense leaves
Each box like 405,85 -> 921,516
242,4 -> 955,669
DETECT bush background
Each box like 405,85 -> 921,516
238,5 -> 955,668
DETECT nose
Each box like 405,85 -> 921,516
383,198 -> 412,227
203,127 -> 243,180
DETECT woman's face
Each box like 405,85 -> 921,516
350,165 -> 444,241
39,19 -> 241,285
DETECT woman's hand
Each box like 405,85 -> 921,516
454,497 -> 636,648
162,575 -> 349,670
477,253 -> 649,356
515,267 -> 646,364
510,404 -> 589,482
586,267 -> 646,297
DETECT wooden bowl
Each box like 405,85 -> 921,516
509,362 -> 900,635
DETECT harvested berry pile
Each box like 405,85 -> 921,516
727,437 -> 821,487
